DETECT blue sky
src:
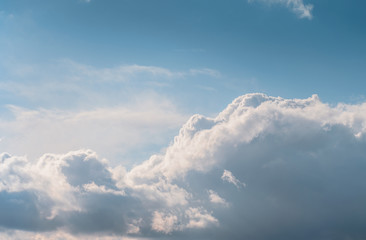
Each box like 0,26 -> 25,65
1,0 -> 366,110
1,1 -> 366,239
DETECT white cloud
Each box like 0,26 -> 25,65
82,182 -> 125,196
0,149 -> 146,236
185,207 -> 218,229
208,190 -> 229,206
0,95 -> 187,164
66,61 -> 220,80
3,59 -> 220,84
0,151 -> 80,218
61,60 -> 183,82
122,93 -> 366,238
151,208 -> 218,234
151,211 -> 180,234
221,170 -> 246,189
1,93 -> 366,239
250,0 -> 314,19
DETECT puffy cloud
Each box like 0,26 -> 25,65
151,211 -> 179,234
123,93 -> 366,239
0,150 -> 144,236
184,207 -> 218,229
1,93 -> 366,239
250,0 -> 313,19
151,208 -> 218,234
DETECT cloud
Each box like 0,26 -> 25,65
250,0 -> 313,19
221,169 -> 246,189
3,59 -> 220,84
1,93 -> 366,239
0,59 -> 222,113
0,95 -> 187,164
208,190 -> 229,206
185,207 -> 218,229
151,211 -> 179,234
61,60 -> 183,82
0,149 -> 145,235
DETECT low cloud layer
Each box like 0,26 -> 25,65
1,93 -> 366,239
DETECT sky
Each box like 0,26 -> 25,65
0,0 -> 366,239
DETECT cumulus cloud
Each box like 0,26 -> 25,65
151,211 -> 179,233
0,149 -> 146,236
250,0 -> 314,19
1,93 -> 366,239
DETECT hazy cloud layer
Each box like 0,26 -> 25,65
1,93 -> 366,239
1,59 -> 219,164
0,95 -> 187,163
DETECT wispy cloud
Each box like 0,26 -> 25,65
0,95 -> 187,163
9,59 -> 220,82
249,0 -> 313,19
0,59 -> 223,167
0,60 -> 222,108
221,169 -> 246,189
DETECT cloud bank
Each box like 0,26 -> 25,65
1,93 -> 366,239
